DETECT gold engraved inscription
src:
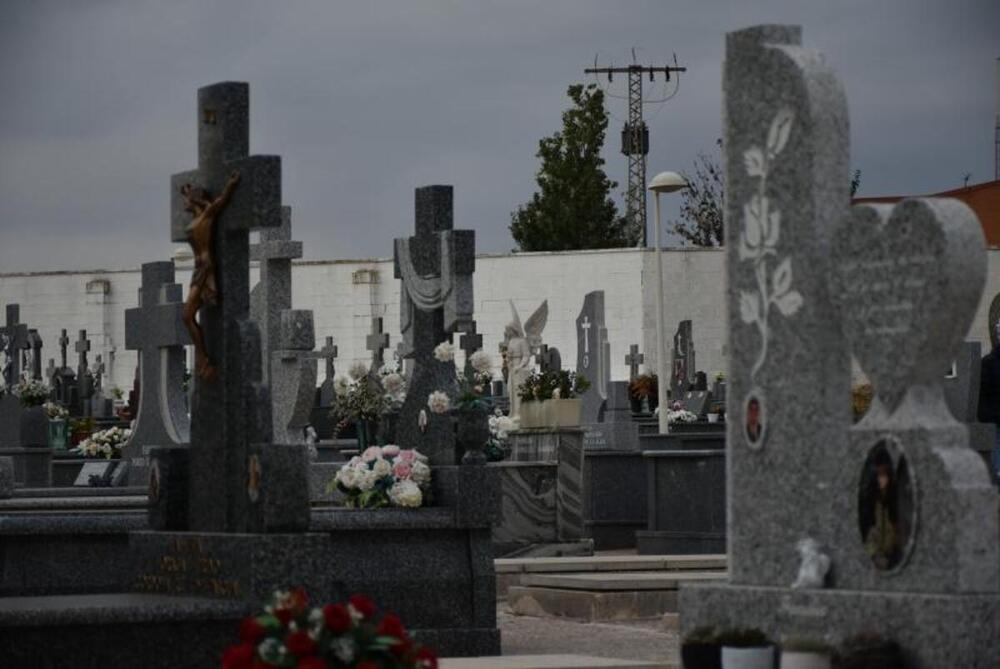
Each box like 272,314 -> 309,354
134,538 -> 241,599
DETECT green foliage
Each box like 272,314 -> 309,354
510,84 -> 636,251
683,625 -> 720,644
517,370 -> 589,402
671,139 -> 724,247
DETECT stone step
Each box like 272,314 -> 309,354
496,554 -> 725,575
520,570 -> 727,591
506,570 -> 727,621
441,655 -> 673,669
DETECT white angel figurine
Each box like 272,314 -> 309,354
504,300 -> 548,421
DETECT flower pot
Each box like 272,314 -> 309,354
20,405 -> 49,447
456,406 -> 490,465
47,418 -> 68,451
707,413 -> 720,423
681,642 -> 722,669
520,401 -> 541,428
547,398 -> 582,428
722,646 -> 775,669
780,651 -> 831,669
355,419 -> 375,450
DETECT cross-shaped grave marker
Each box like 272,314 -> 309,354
169,82 -> 283,532
367,317 -> 390,373
625,344 -> 644,381
123,261 -> 192,484
75,330 -> 93,405
27,330 -> 43,381
58,329 -> 70,369
459,321 -> 483,378
2,305 -> 29,385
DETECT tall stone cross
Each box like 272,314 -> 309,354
393,185 -> 475,464
317,336 -> 338,407
625,344 -> 644,381
366,317 -> 390,372
459,321 -> 483,378
58,329 -> 70,369
45,359 -> 56,385
75,329 -> 93,404
170,82 -> 283,532
250,205 -> 302,384
2,305 -> 29,385
123,261 -> 192,485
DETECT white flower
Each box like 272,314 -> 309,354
388,479 -> 423,507
348,361 -> 368,380
410,460 -> 431,485
383,372 -> 405,395
427,390 -> 450,414
372,457 -> 392,478
469,350 -> 492,374
336,465 -> 358,490
356,468 -> 377,491
361,446 -> 382,462
433,341 -> 455,363
382,444 -> 400,458
334,375 -> 351,397
552,388 -> 561,399
331,637 -> 356,664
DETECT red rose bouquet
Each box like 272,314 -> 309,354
222,589 -> 438,669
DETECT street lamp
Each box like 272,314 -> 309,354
648,171 -> 687,434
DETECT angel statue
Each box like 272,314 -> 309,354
504,300 -> 548,420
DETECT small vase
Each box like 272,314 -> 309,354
780,652 -> 832,669
456,406 -> 489,465
48,418 -> 68,451
707,413 -> 720,423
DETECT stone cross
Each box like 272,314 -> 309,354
576,291 -> 610,424
169,82 -> 284,532
122,261 -> 191,485
27,329 -> 43,381
317,336 -> 338,407
93,354 -> 106,392
45,359 -> 56,385
250,205 -> 302,384
625,344 -> 644,381
270,310 -> 319,445
75,329 -> 93,405
366,317 -> 390,372
2,305 -> 29,385
459,321 -> 483,378
670,321 -> 695,400
393,185 -> 475,464
58,329 -> 70,369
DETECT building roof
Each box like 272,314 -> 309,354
853,179 -> 1000,247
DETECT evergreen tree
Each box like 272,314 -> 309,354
510,84 -> 635,251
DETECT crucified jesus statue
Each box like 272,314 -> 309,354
179,170 -> 240,381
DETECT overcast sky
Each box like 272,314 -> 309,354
0,0 -> 997,273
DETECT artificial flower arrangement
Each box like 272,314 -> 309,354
43,400 -> 69,420
222,589 -> 438,669
662,400 -> 698,424
329,445 -> 431,509
628,373 -> 658,401
331,362 -> 390,437
517,369 -> 590,402
13,378 -> 49,407
72,425 -> 132,459
378,357 -> 408,411
485,408 -> 517,462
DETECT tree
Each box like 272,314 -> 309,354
670,139 -> 724,247
510,84 -> 636,251
670,141 -> 862,247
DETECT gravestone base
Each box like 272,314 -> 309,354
583,450 -> 646,550
0,447 -> 52,487
507,427 -> 582,461
680,582 -> 1000,668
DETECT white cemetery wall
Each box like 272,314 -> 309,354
3,245 -> 999,392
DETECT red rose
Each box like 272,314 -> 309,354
323,603 -> 352,633
274,608 -> 293,626
285,630 -> 316,657
356,663 -> 379,669
348,594 -> 376,619
297,658 -> 328,669
290,587 -> 309,612
239,617 -> 266,643
377,613 -> 407,639
415,647 -> 439,669
222,643 -> 255,669
390,636 -> 413,658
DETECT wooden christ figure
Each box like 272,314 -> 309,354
179,170 -> 240,381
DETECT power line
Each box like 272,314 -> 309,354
585,60 -> 686,246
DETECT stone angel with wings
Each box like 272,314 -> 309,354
504,300 -> 548,421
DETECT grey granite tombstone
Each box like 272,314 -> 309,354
270,310 -> 319,445
75,330 -> 94,415
943,340 -> 996,460
458,321 -> 483,380
537,344 -> 562,374
366,316 -> 391,374
51,328 -> 77,412
89,354 -> 113,417
122,261 -> 191,485
311,336 -> 337,438
576,291 -> 610,424
670,320 -> 695,400
682,390 -> 710,418
26,329 -> 42,381
393,185 -> 474,464
0,305 -> 30,448
168,81 -> 304,532
250,205 -> 301,385
680,25 -> 1000,666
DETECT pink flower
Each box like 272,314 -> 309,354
396,450 -> 417,464
393,461 -> 412,480
361,446 -> 382,462
381,444 -> 400,458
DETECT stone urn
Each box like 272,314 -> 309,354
20,405 -> 49,447
519,401 -> 542,429
455,406 -> 489,465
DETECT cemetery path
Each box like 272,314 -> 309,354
498,605 -> 678,664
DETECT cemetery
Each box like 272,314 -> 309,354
0,5 -> 998,668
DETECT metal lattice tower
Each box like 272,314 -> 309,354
586,60 -> 686,246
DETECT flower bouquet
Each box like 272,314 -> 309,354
44,400 -> 69,420
485,408 -> 517,462
332,362 -> 390,444
72,425 -> 132,459
329,445 -> 431,509
222,589 -> 438,669
664,400 -> 698,425
14,378 -> 49,407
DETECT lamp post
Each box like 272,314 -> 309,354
648,171 -> 687,434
